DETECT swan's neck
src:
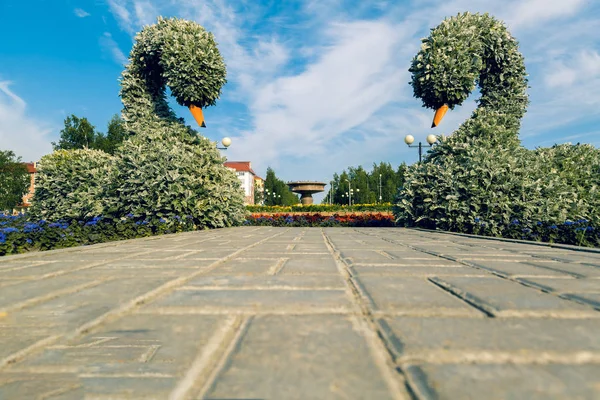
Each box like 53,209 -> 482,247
464,45 -> 528,148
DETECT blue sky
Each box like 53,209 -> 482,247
2,0 -> 600,202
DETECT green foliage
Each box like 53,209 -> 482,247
52,115 -> 102,151
120,16 -> 227,135
97,114 -> 129,154
395,12 -> 600,241
262,167 -> 299,206
105,128 -> 246,229
31,17 -> 245,233
28,149 -> 114,222
0,150 -> 30,212
324,162 -> 408,205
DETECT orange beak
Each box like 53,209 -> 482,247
431,104 -> 449,128
189,104 -> 206,128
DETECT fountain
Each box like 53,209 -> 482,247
287,181 -> 326,206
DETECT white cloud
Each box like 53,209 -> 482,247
107,0 -> 133,33
0,82 -> 54,162
545,50 -> 600,88
506,0 -> 586,29
74,8 -> 91,18
99,32 -> 128,65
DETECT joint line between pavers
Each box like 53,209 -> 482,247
427,277 -> 497,317
172,315 -> 250,400
266,257 -> 289,276
0,335 -> 63,369
0,278 -> 111,313
356,229 -> 600,314
321,229 -> 410,400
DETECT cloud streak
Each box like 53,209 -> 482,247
0,82 -> 53,162
74,8 -> 91,18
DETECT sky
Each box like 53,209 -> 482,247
1,0 -> 600,203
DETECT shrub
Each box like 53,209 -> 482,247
28,149 -> 114,223
104,128 -> 246,229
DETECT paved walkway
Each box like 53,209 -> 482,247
1,227 -> 599,399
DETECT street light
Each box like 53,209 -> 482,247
404,134 -> 437,163
217,137 -> 232,150
379,173 -> 382,203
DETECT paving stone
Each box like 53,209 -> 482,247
204,315 -> 396,400
0,260 -> 55,270
468,260 -> 573,277
404,363 -> 600,400
0,372 -> 84,400
351,265 -> 487,277
1,276 -> 174,362
538,253 -> 600,266
186,274 -> 346,289
90,258 -> 218,269
355,276 -> 481,316
430,276 -> 598,317
4,315 -> 225,399
204,257 -> 286,276
560,293 -> 600,310
517,277 -> 600,294
525,260 -> 600,278
279,258 -> 340,274
143,288 -> 352,314
0,261 -> 97,279
377,316 -> 600,362
0,274 -> 98,309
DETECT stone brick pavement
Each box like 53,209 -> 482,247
0,227 -> 599,399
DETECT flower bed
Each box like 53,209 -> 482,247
0,213 -> 197,256
246,203 -> 393,213
244,213 -> 395,227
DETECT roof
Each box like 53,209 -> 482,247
224,161 -> 256,175
23,162 -> 36,173
254,175 -> 263,181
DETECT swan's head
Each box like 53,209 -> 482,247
408,13 -> 485,128
131,17 -> 227,127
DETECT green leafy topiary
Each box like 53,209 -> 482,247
104,17 -> 244,227
395,12 -> 600,240
32,17 -> 245,229
106,128 -> 245,228
29,149 -> 115,222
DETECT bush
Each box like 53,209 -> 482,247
28,149 -> 114,223
104,129 -> 246,228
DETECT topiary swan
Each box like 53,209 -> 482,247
394,12 -> 600,237
32,17 -> 246,228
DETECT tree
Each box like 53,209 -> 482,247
254,180 -> 264,205
262,166 -> 299,206
100,114 -> 128,154
52,115 -> 100,151
0,150 -> 30,212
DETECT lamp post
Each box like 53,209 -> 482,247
404,134 -> 437,162
329,181 -> 335,205
378,173 -> 382,203
217,137 -> 232,150
345,179 -> 351,206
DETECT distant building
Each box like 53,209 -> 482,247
224,161 -> 258,205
